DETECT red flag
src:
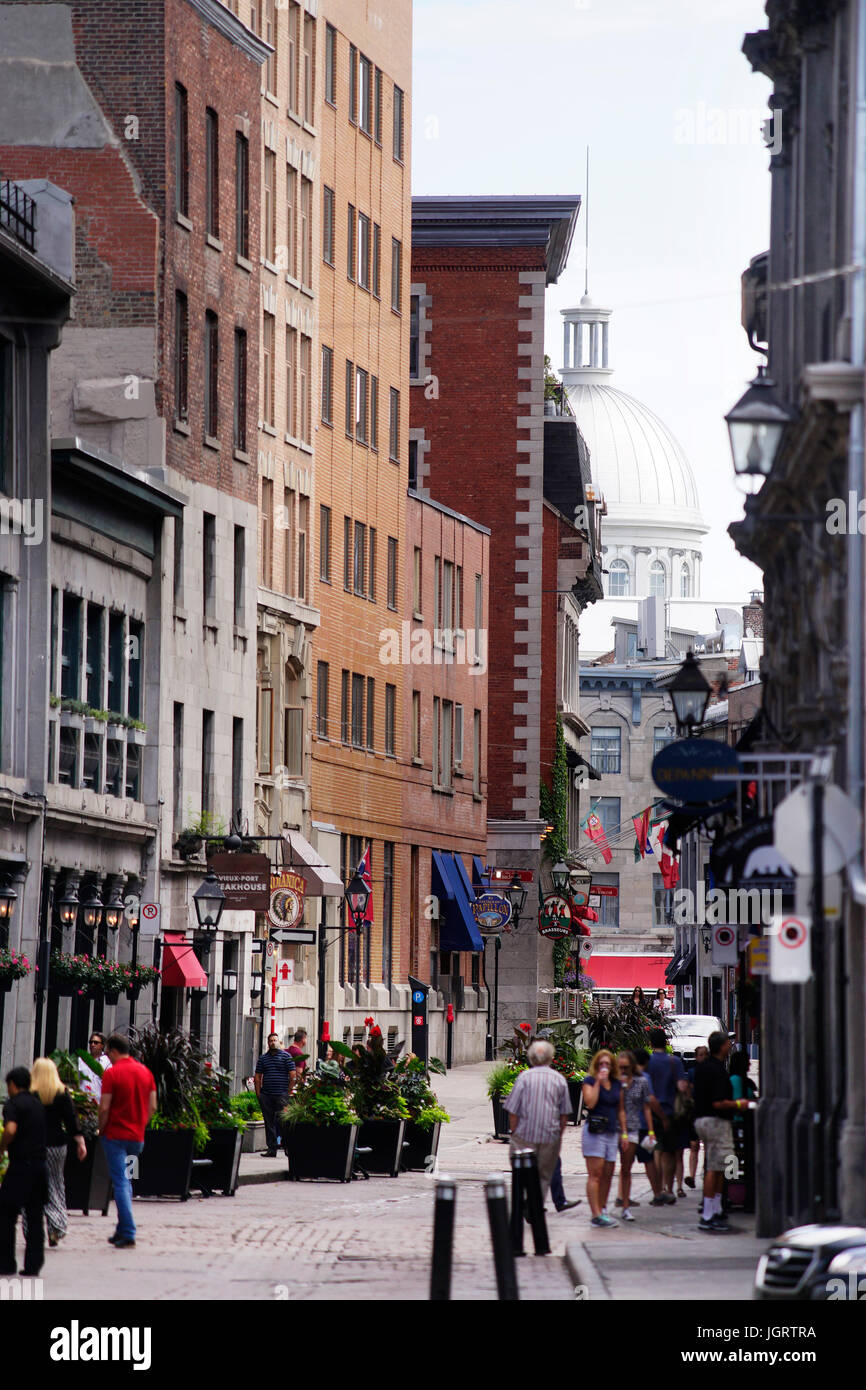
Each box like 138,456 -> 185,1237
356,845 -> 374,924
583,810 -> 612,864
653,822 -> 679,890
632,807 -> 651,861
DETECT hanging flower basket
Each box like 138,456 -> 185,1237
0,947 -> 32,991
103,990 -> 120,1006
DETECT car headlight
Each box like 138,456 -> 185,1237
827,1247 -> 866,1275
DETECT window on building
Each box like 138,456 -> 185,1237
590,726 -> 621,774
594,796 -> 621,839
433,556 -> 441,630
432,697 -> 440,785
107,610 -> 124,710
627,631 -> 637,661
393,84 -> 404,160
343,516 -> 351,590
262,312 -> 275,428
127,619 -> 143,719
263,0 -> 276,93
609,559 -> 630,597
359,54 -> 372,134
263,149 -> 276,262
203,513 -> 216,620
340,669 -> 350,743
347,204 -> 356,280
205,108 -> 219,238
300,176 -> 312,286
653,725 -> 676,755
374,67 -> 383,143
201,709 -> 214,814
649,560 -> 666,598
387,537 -> 397,610
454,703 -> 464,766
353,521 -> 366,596
283,490 -> 295,597
408,439 -> 418,490
231,716 -> 243,825
368,528 -> 377,601
204,311 -> 219,438
173,702 -> 184,830
287,1 -> 299,112
348,44 -> 358,123
303,14 -> 315,123
285,326 -> 297,437
317,661 -> 329,738
320,343 -> 333,425
285,697 -> 303,778
261,479 -> 273,588
413,547 -> 422,614
355,366 -> 369,443
174,84 -> 189,218
382,841 -> 393,986
174,292 -> 188,421
372,223 -> 381,297
322,185 -> 335,264
412,691 -> 421,759
366,676 -> 375,750
325,23 -> 336,105
358,212 -> 370,289
455,566 -> 463,630
345,359 -> 354,436
680,563 -> 692,598
473,710 -> 481,794
319,504 -> 331,582
235,133 -> 249,258
385,684 -> 396,756
409,294 -> 420,377
299,334 -> 311,444
442,560 -> 454,646
297,496 -> 308,602
440,700 -> 453,788
389,388 -> 399,461
370,375 -> 378,449
257,683 -> 273,774
233,329 -> 247,452
125,743 -> 141,802
286,165 -> 297,278
351,672 -> 364,747
652,871 -> 672,927
593,873 -> 620,929
391,238 -> 402,311
233,525 -> 245,626
474,573 -> 483,659
85,604 -> 103,709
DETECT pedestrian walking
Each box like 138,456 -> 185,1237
26,1057 -> 86,1247
288,1029 -> 308,1078
652,988 -> 672,1014
0,1066 -> 48,1277
99,1034 -> 157,1250
729,1049 -> 758,1102
632,1049 -> 663,1200
684,1045 -> 708,1189
89,1032 -> 112,1070
254,1033 -> 296,1157
614,1050 -> 655,1221
646,1028 -> 688,1205
581,1049 -> 624,1227
502,1039 -> 572,1203
694,1031 -> 745,1233
549,1157 -> 580,1212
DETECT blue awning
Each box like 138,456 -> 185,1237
432,852 -> 484,953
472,856 -> 490,890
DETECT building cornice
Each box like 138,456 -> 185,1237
411,195 -> 580,283
184,0 -> 271,63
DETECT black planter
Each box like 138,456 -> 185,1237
125,984 -> 141,1001
53,979 -> 77,998
283,1123 -> 358,1182
64,1138 -> 112,1216
491,1095 -> 511,1140
0,976 -> 13,993
132,1129 -> 196,1200
103,990 -> 120,1006
194,1128 -> 243,1195
356,1119 -> 406,1176
567,1079 -> 585,1126
401,1121 -> 442,1171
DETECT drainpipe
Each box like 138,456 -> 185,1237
842,0 -> 866,1224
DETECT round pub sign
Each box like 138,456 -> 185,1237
267,870 -> 306,929
538,893 -> 572,939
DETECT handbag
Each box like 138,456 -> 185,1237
587,1111 -> 608,1135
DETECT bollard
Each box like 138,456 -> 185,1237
430,1175 -> 456,1300
512,1149 -> 550,1256
485,1174 -> 519,1301
509,1148 -> 525,1256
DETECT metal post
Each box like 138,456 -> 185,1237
446,1015 -> 453,1069
317,898 -> 327,1061
518,1149 -> 551,1256
493,936 -> 500,1056
510,1148 -> 525,1256
811,780 -> 826,1222
485,1174 -> 519,1300
128,922 -> 139,1031
430,1176 -> 456,1301
484,939 -> 493,1061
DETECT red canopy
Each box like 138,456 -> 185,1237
586,955 -> 672,992
161,932 -> 208,989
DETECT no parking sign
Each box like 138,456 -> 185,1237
769,915 -> 813,983
142,902 -> 160,931
711,923 -> 737,966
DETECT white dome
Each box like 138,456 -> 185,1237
566,382 -> 702,514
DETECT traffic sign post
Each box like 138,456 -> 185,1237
141,902 -> 160,931
269,927 -> 316,945
408,974 -> 429,1066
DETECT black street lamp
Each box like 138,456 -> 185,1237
80,887 -> 104,931
104,885 -> 125,932
0,878 -> 18,925
192,869 -> 226,931
667,651 -> 712,737
57,883 -> 79,928
344,870 -> 370,931
504,873 -> 528,926
725,364 -> 796,486
550,861 -> 570,896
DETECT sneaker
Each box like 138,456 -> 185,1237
555,1199 -> 581,1212
649,1196 -> 668,1207
621,1208 -> 636,1222
698,1215 -> 716,1232
47,1231 -> 60,1249
614,1197 -> 623,1207
684,1176 -> 696,1189
710,1214 -> 732,1233
112,1238 -> 136,1249
662,1192 -> 677,1205
590,1214 -> 618,1228
262,1151 -> 278,1159
677,1188 -> 686,1197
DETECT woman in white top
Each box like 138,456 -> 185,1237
653,989 -> 672,1013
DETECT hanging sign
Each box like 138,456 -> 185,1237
769,914 -> 812,983
651,738 -> 740,805
470,892 -> 513,935
538,894 -> 572,939
209,853 -> 271,910
267,870 -> 306,929
748,936 -> 770,976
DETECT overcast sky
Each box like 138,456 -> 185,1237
411,0 -> 771,604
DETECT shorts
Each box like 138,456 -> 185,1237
694,1116 -> 735,1172
657,1113 -> 689,1154
581,1124 -> 620,1162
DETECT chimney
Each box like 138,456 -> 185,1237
742,592 -> 764,639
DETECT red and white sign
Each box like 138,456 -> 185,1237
711,924 -> 738,966
142,902 -> 160,929
770,914 -> 812,983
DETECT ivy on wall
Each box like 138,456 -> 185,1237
540,714 -> 570,986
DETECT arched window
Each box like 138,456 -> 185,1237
608,559 -> 630,597
649,560 -> 666,598
680,563 -> 692,598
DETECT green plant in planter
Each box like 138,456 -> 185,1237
282,1075 -> 360,1128
196,1062 -> 246,1132
148,1105 -> 210,1152
49,693 -> 60,709
486,1062 -> 522,1100
585,1000 -> 670,1055
129,1023 -> 208,1120
392,1055 -> 450,1127
229,1090 -> 263,1121
343,1030 -> 410,1122
413,1102 -> 450,1131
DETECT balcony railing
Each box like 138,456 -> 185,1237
0,178 -> 36,252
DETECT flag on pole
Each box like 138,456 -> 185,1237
355,845 -> 374,924
652,821 -> 679,890
582,807 -> 612,864
632,807 -> 652,862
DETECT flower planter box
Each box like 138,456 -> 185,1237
106,723 -> 123,741
491,1096 -> 511,1140
283,1123 -> 358,1182
64,1138 -> 112,1216
0,976 -> 15,994
53,979 -> 77,998
126,984 -> 142,1001
132,1129 -> 196,1200
356,1119 -> 406,1177
128,728 -> 146,746
193,1128 -> 243,1195
241,1119 -> 267,1153
103,990 -> 120,1006
84,717 -> 105,735
59,711 -> 84,730
401,1121 -> 442,1172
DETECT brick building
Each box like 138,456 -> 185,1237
0,0 -> 268,1078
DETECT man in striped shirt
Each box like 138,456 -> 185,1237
502,1040 -> 572,1201
254,1034 -> 297,1158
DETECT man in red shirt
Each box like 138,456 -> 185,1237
98,1033 -> 157,1250
288,1028 -> 308,1079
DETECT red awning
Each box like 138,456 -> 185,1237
161,933 -> 208,989
587,955 -> 672,992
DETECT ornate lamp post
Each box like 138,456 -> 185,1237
667,651 -> 712,737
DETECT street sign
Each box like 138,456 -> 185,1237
748,936 -> 770,976
487,868 -> 533,883
277,960 -> 295,985
651,738 -> 740,805
711,923 -> 738,966
578,936 -> 593,960
769,914 -> 812,983
683,984 -> 693,999
269,928 -> 316,945
141,902 -> 160,930
408,975 -> 429,1065
209,853 -> 271,910
268,870 -> 306,930
470,892 -> 512,935
774,783 -> 862,875
538,894 -> 572,939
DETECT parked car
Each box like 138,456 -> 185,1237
666,1014 -> 730,1064
754,1224 -> 866,1300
